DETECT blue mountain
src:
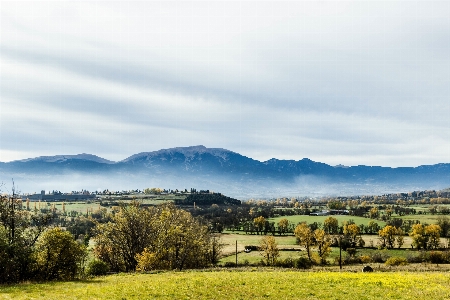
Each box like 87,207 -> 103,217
1,146 -> 449,197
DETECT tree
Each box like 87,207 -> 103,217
253,216 -> 266,235
410,224 -> 427,250
367,220 -> 380,234
294,223 -> 314,262
259,236 -> 279,266
323,217 -> 339,235
378,225 -> 403,249
33,227 -> 86,280
425,224 -> 441,250
369,207 -> 379,219
314,229 -> 332,264
93,202 -> 220,272
437,216 -> 450,237
277,218 -> 290,235
343,222 -> 361,247
0,191 -> 53,283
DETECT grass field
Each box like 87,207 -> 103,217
269,215 -> 387,227
1,271 -> 450,299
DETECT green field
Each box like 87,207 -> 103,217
1,271 -> 449,299
269,215 -> 387,227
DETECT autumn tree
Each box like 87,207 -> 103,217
378,225 -> 403,249
277,218 -> 290,235
323,217 -> 339,235
93,202 -> 220,272
294,223 -> 314,262
259,235 -> 279,265
314,229 -> 332,264
425,224 -> 441,250
369,207 -> 379,219
343,222 -> 363,247
253,216 -> 266,235
410,224 -> 427,250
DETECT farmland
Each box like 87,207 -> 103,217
1,271 -> 450,300
269,215 -> 387,227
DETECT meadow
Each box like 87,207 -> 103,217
1,271 -> 450,300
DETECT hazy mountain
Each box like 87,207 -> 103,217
1,146 -> 449,197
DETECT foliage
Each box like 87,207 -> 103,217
175,193 -> 241,206
294,223 -> 314,262
409,224 -> 427,250
314,229 -> 332,264
93,202 -> 221,272
0,194 -> 53,283
277,218 -> 290,235
385,256 -> 408,266
378,225 -> 404,249
259,236 -> 280,266
425,224 -> 441,249
323,216 -> 339,235
33,227 -> 87,280
86,259 -> 110,276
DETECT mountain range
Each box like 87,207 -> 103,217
1,145 -> 449,198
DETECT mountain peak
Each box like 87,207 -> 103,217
15,154 -> 115,164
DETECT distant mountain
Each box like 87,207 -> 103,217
1,145 -> 450,197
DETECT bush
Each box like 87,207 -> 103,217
371,251 -> 390,263
86,259 -> 110,276
275,257 -> 295,268
385,257 -> 408,266
294,257 -> 313,269
224,262 -> 236,267
360,255 -> 373,264
428,251 -> 447,264
406,251 -> 428,263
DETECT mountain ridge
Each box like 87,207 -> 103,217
1,146 -> 449,197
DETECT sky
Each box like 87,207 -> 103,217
1,1 -> 450,167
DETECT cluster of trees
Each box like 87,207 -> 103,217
93,202 -> 221,272
0,194 -> 86,283
1,188 -> 221,283
175,193 -> 241,206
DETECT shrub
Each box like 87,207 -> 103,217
428,251 -> 446,264
385,256 -> 408,266
371,251 -> 390,263
294,257 -> 313,269
406,251 -> 428,263
224,262 -> 236,268
86,259 -> 110,276
360,255 -> 373,264
275,257 -> 295,268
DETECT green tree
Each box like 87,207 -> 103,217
33,227 -> 86,280
259,236 -> 279,266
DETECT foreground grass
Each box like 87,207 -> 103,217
2,270 -> 450,300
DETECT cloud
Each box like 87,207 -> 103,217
1,1 -> 450,167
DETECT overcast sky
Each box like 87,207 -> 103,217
1,1 -> 450,167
